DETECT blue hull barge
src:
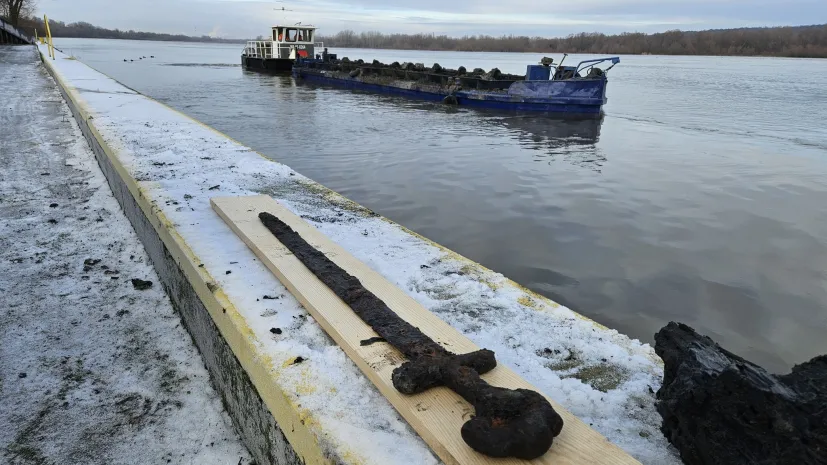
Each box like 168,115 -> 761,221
292,55 -> 619,118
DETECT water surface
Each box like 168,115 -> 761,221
55,38 -> 827,372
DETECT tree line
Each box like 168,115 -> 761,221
14,16 -> 241,43
318,25 -> 827,58
7,13 -> 826,58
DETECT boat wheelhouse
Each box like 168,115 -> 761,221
242,24 -> 322,73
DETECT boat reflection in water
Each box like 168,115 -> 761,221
240,69 -> 606,172
492,115 -> 605,171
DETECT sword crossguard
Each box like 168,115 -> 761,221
393,349 -> 564,459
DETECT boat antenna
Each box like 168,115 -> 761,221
272,1 -> 294,27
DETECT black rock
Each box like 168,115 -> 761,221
131,278 -> 153,291
655,322 -> 827,465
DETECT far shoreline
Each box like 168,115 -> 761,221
51,36 -> 827,60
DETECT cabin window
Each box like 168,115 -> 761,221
276,28 -> 313,42
295,30 -> 312,42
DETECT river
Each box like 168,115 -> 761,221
53,38 -> 827,373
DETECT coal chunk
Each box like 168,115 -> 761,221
131,278 -> 153,290
655,322 -> 827,465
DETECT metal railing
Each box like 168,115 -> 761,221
244,40 -> 275,59
244,40 -> 326,60
0,17 -> 34,44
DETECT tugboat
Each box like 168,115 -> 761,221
242,24 -> 320,73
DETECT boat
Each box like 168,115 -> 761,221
292,54 -> 620,118
242,24 -> 322,73
240,23 -> 619,117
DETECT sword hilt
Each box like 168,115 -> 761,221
393,349 -> 563,459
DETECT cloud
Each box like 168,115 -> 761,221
37,0 -> 826,39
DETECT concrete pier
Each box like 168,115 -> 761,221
0,46 -> 251,464
11,42 -> 683,464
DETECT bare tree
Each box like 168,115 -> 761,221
1,0 -> 36,27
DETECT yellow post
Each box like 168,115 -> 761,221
44,15 -> 54,60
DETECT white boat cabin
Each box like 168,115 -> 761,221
244,25 -> 320,60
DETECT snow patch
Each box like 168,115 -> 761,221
0,46 -> 250,464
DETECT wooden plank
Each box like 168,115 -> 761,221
211,195 -> 640,465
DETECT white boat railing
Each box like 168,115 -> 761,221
243,40 -> 325,60
244,40 -> 274,59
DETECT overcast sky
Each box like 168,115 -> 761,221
38,0 -> 826,39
